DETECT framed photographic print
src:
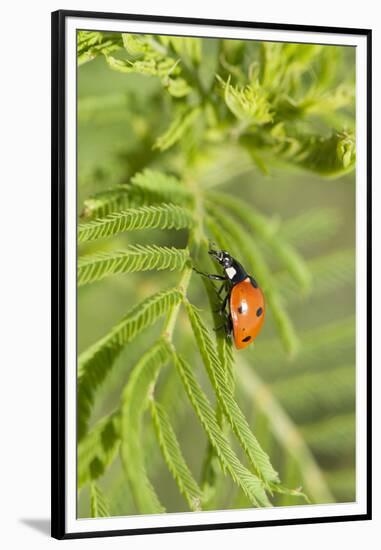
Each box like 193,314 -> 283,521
51,9 -> 372,540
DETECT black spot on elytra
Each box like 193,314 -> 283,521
256,307 -> 263,317
242,335 -> 251,343
238,305 -> 243,314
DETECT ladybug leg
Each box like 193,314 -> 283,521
214,312 -> 233,336
217,283 -> 226,296
225,315 -> 233,337
214,309 -> 233,338
213,282 -> 230,314
192,267 -> 226,281
217,291 -> 229,315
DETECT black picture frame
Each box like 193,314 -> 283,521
51,9 -> 372,540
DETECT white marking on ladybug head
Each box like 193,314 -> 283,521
225,266 -> 236,280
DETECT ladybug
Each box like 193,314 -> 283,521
194,248 -> 265,349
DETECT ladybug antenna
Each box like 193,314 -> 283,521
208,247 -> 223,262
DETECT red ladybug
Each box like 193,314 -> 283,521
195,248 -> 265,349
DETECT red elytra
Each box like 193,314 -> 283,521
230,277 -> 265,349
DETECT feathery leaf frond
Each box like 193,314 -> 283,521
80,170 -> 192,220
154,107 -> 202,151
120,341 -> 170,513
77,31 -> 122,66
172,352 -> 271,506
77,288 -> 182,439
78,245 -> 189,286
185,301 -> 279,485
78,203 -> 194,243
78,413 -> 119,488
151,400 -> 203,511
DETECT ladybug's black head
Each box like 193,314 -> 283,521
208,248 -> 248,284
208,248 -> 233,267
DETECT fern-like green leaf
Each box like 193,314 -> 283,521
290,130 -> 356,176
106,53 -> 175,78
77,288 -> 182,439
120,340 -> 169,513
77,31 -> 122,66
159,35 -> 202,64
78,203 -> 194,243
78,413 -> 119,488
198,270 -> 235,508
247,128 -> 355,177
106,35 -> 191,98
80,170 -> 192,220
131,170 -> 192,201
185,301 -> 279,485
259,42 -> 324,93
154,107 -> 201,151
172,351 -> 271,507
218,75 -> 273,126
90,483 -> 111,518
77,245 -> 189,286
150,400 -> 203,511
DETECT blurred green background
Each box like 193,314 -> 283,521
77,33 -> 356,517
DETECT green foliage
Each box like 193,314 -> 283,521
154,107 -> 202,151
77,245 -> 189,286
105,34 -> 192,97
150,400 -> 203,511
218,75 -> 273,126
77,30 -> 356,517
120,341 -> 169,513
78,412 -> 119,488
77,288 -> 182,439
78,203 -> 194,242
185,301 -> 278,484
172,353 -> 271,507
90,483 -> 111,518
81,170 -> 192,220
77,31 -> 123,66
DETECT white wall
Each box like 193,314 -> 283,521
1,1 -> 379,548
